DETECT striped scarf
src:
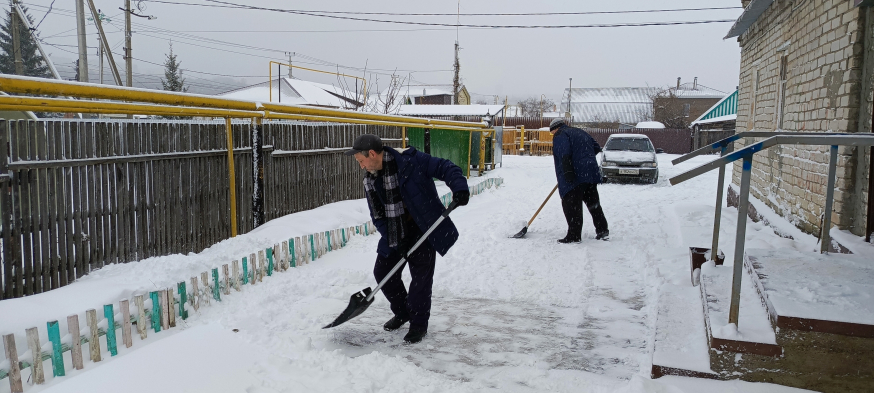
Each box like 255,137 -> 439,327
363,151 -> 405,248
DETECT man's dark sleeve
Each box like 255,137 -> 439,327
593,137 -> 602,154
422,151 -> 469,193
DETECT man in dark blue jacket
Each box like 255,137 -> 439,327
549,118 -> 609,243
346,134 -> 469,343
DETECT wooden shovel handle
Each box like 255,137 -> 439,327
528,185 -> 559,227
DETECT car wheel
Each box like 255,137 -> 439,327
649,176 -> 658,184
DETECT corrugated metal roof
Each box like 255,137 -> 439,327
672,83 -> 728,99
725,0 -> 774,39
691,90 -> 738,125
565,87 -> 660,103
561,87 -> 658,124
566,102 -> 652,124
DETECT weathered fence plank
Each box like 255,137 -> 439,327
3,333 -> 24,392
67,314 -> 84,370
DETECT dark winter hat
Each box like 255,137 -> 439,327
549,118 -> 567,131
345,134 -> 384,155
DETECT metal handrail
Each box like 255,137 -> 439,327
669,132 -> 874,329
672,131 -> 862,165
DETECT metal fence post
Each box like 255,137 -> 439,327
820,145 -> 838,254
424,128 -> 431,154
252,117 -> 264,228
711,145 -> 728,261
728,154 -> 753,326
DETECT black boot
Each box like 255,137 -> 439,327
383,315 -> 410,331
596,231 -> 610,241
403,325 -> 428,344
557,236 -> 581,243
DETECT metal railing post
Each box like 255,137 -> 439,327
820,145 -> 839,254
728,154 -> 753,326
711,145 -> 728,261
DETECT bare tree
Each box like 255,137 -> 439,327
474,99 -> 489,105
362,72 -> 408,114
581,115 -> 622,129
650,89 -> 689,128
516,96 -> 556,116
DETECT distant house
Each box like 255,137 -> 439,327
401,85 -> 471,105
561,87 -> 661,126
219,78 -> 364,110
690,89 -> 737,131
457,86 -> 471,105
653,78 -> 727,127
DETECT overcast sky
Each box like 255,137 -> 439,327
23,0 -> 742,102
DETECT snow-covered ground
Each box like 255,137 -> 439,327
0,154 -> 823,393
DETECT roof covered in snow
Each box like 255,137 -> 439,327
219,78 -> 363,109
670,83 -> 728,99
561,87 -> 659,124
635,121 -> 665,129
398,104 -> 505,116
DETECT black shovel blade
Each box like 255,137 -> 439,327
322,287 -> 375,329
511,226 -> 528,238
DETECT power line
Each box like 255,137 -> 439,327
24,2 -> 452,76
197,0 -> 735,29
140,1 -> 742,17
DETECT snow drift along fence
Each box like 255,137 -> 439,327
0,119 -> 403,300
0,177 -> 503,392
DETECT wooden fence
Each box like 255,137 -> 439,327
0,177 -> 503,392
0,120 -> 403,300
502,127 -> 706,156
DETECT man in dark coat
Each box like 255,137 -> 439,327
549,118 -> 609,243
346,134 -> 469,343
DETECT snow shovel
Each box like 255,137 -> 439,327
323,201 -> 459,329
511,184 -> 558,238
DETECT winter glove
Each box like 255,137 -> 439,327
563,171 -> 575,183
452,190 -> 470,206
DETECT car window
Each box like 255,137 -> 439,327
604,138 -> 654,152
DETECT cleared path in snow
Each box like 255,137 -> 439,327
7,154 -> 817,393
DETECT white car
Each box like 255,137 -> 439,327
600,134 -> 660,184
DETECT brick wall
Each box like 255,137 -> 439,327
734,0 -> 869,236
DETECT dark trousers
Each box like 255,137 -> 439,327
561,183 -> 609,240
373,237 -> 436,330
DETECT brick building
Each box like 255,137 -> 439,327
728,0 -> 872,238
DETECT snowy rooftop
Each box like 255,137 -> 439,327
219,78 -> 363,109
670,83 -> 728,99
398,104 -> 505,116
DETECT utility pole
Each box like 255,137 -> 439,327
98,36 -> 103,84
9,2 -> 24,77
87,0 -> 122,85
75,0 -> 89,82
124,0 -> 133,87
10,7 -> 22,75
287,52 -> 293,78
565,78 -> 573,119
453,41 -> 460,105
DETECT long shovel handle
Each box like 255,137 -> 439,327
527,185 -> 559,227
366,201 -> 459,302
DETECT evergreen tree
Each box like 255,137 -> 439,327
0,2 -> 50,77
160,43 -> 187,92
